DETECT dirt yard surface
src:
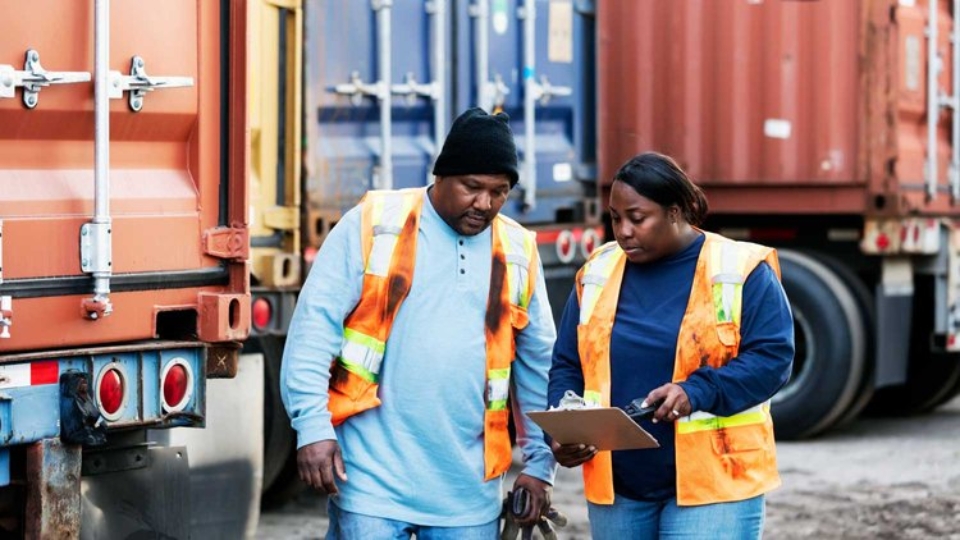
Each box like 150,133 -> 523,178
257,396 -> 960,539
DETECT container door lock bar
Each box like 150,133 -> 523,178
108,56 -> 194,112
0,50 -> 91,109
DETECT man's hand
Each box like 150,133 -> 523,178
511,474 -> 552,527
550,440 -> 597,468
297,439 -> 347,495
643,383 -> 691,423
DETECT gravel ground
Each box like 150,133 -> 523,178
257,395 -> 960,539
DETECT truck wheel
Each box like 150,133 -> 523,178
771,250 -> 867,439
805,252 -> 877,428
865,275 -> 960,416
246,335 -> 305,508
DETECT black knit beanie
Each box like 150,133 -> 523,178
433,107 -> 520,187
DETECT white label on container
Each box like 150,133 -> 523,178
492,0 -> 509,35
553,162 -> 573,182
905,35 -> 921,91
763,119 -> 792,140
548,1 -> 574,64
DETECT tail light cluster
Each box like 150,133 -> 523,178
93,356 -> 195,421
546,227 -> 605,264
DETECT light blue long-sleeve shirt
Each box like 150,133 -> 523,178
280,188 -> 558,526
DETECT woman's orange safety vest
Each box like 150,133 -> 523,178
327,187 -> 539,480
576,231 -> 783,506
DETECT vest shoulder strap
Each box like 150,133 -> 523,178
360,188 -> 425,276
494,215 -> 538,309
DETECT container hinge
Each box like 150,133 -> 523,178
203,227 -> 250,261
108,56 -> 194,112
80,223 -> 113,275
332,71 -> 387,106
263,207 -> 299,231
0,50 -> 91,109
528,74 -> 572,105
390,72 -> 439,104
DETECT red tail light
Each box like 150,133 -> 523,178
556,230 -> 575,263
97,366 -> 126,420
161,359 -> 193,412
252,297 -> 272,330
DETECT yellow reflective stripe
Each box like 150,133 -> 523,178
336,357 -> 377,383
366,191 -> 417,277
339,328 -> 386,382
487,368 -> 511,411
677,403 -> 768,434
579,245 -> 620,324
583,390 -> 602,407
710,242 -> 748,325
499,221 -> 534,309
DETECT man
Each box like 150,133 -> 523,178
281,107 -> 557,538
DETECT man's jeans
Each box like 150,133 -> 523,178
326,501 -> 499,540
587,494 -> 765,539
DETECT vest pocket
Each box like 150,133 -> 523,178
510,304 -> 529,330
715,321 -> 741,349
710,424 -> 766,454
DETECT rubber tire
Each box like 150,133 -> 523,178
245,335 -> 305,509
804,252 -> 877,429
865,275 -> 960,416
771,250 -> 867,440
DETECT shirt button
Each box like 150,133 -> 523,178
459,240 -> 464,246
460,269 -> 466,274
460,254 -> 465,260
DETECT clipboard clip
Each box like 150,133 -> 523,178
623,398 -> 664,423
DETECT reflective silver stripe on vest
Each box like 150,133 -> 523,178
711,242 -> 745,324
367,192 -> 415,277
578,244 -> 621,325
339,328 -> 386,382
499,221 -> 534,308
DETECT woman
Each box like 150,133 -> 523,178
548,152 -> 794,538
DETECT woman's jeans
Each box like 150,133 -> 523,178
587,494 -> 765,539
326,502 -> 499,540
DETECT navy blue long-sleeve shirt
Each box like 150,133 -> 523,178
548,234 -> 794,501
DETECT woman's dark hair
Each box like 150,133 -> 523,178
612,152 -> 709,227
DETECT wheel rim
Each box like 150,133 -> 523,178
773,307 -> 815,405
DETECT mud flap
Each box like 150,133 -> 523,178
80,445 -> 191,540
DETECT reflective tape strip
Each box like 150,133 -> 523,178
711,243 -> 745,324
579,247 -> 620,325
487,368 -> 511,411
338,328 -> 386,382
677,402 -> 769,434
366,193 -> 416,277
500,222 -> 534,309
583,390 -> 602,407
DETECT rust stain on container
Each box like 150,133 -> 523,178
598,0 -> 957,217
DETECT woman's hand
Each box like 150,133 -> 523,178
551,440 -> 598,468
643,383 -> 692,423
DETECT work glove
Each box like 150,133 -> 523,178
500,488 -> 568,540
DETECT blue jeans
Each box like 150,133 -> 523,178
326,501 -> 499,540
588,494 -> 765,540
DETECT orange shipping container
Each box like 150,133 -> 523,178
598,0 -> 958,217
0,0 -> 250,353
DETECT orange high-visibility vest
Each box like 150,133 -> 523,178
576,231 -> 783,506
327,187 -> 539,480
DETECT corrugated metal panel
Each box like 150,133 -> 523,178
0,0 -> 249,351
598,0 -> 959,217
304,0 -> 597,244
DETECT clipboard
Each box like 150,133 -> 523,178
527,408 -> 660,451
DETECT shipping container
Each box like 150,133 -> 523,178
253,0 -> 602,502
598,0 -> 960,439
0,0 -> 252,535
